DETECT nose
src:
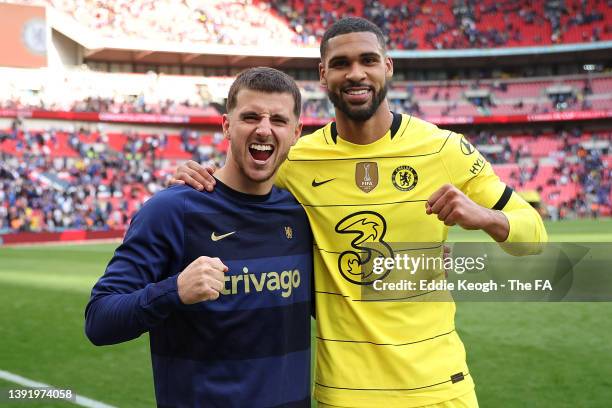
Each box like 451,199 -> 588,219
346,62 -> 366,83
256,117 -> 272,137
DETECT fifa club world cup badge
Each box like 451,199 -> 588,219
355,162 -> 378,193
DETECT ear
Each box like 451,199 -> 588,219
385,56 -> 394,80
319,61 -> 327,88
221,114 -> 230,139
292,122 -> 303,146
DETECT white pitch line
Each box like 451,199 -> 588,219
0,238 -> 123,248
0,369 -> 116,408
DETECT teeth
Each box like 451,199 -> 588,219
346,89 -> 369,95
250,144 -> 273,151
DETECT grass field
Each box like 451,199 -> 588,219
1,219 -> 611,407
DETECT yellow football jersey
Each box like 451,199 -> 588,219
276,114 -> 547,407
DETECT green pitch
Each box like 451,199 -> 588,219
0,219 -> 611,407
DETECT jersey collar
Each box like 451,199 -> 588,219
329,111 -> 402,144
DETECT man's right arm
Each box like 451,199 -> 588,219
84,190 -> 186,345
84,188 -> 228,346
169,160 -> 291,190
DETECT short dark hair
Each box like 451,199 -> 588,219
226,67 -> 301,119
320,17 -> 387,60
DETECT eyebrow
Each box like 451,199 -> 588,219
270,114 -> 290,122
328,52 -> 381,64
239,111 -> 290,122
239,111 -> 259,119
360,52 -> 381,59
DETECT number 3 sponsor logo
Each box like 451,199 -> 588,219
334,211 -> 394,285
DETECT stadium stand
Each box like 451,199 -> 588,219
267,0 -> 612,49
0,119 -> 227,233
8,0 -> 303,46
1,1 -> 610,236
0,67 -> 221,115
9,0 -> 609,49
2,116 -> 610,233
473,129 -> 611,219
388,74 -> 612,118
1,67 -> 610,119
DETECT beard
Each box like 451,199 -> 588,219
328,81 -> 388,122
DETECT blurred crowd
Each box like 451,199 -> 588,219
270,0 -> 611,49
13,0 -> 299,46
474,128 -> 611,219
0,120 -> 225,233
1,95 -> 210,116
0,152 -> 141,232
2,118 -> 610,233
2,65 -> 608,120
541,133 -> 610,220
551,148 -> 611,219
8,0 -> 611,49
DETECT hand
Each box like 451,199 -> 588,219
426,184 -> 485,229
177,256 -> 228,304
169,160 -> 217,191
426,184 -> 509,241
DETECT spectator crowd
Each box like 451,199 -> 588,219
0,120 -> 225,233
7,0 -> 611,49
1,117 -> 610,234
473,128 -> 611,219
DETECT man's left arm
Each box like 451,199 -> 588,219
429,133 -> 547,252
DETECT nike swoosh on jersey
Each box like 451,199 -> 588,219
312,178 -> 336,187
211,231 -> 236,241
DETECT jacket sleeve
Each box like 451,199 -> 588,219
84,188 -> 185,345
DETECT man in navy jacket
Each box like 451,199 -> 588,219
85,67 -> 313,408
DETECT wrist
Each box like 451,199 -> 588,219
176,272 -> 189,304
483,209 -> 510,242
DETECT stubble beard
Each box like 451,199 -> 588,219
328,82 -> 389,122
231,142 -> 288,184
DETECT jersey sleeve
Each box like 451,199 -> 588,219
440,132 -> 506,208
84,188 -> 185,345
441,132 -> 547,250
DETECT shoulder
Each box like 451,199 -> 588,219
135,185 -> 196,220
267,187 -> 310,234
287,123 -> 332,160
123,185 -> 198,239
405,115 -> 453,144
269,186 -> 303,208
298,123 -> 330,145
395,115 -> 454,154
143,184 -> 193,207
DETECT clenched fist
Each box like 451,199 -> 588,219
177,256 -> 228,304
426,184 -> 509,242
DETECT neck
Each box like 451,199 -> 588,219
214,163 -> 274,196
335,101 -> 393,145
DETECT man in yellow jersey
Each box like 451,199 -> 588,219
171,17 -> 547,408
